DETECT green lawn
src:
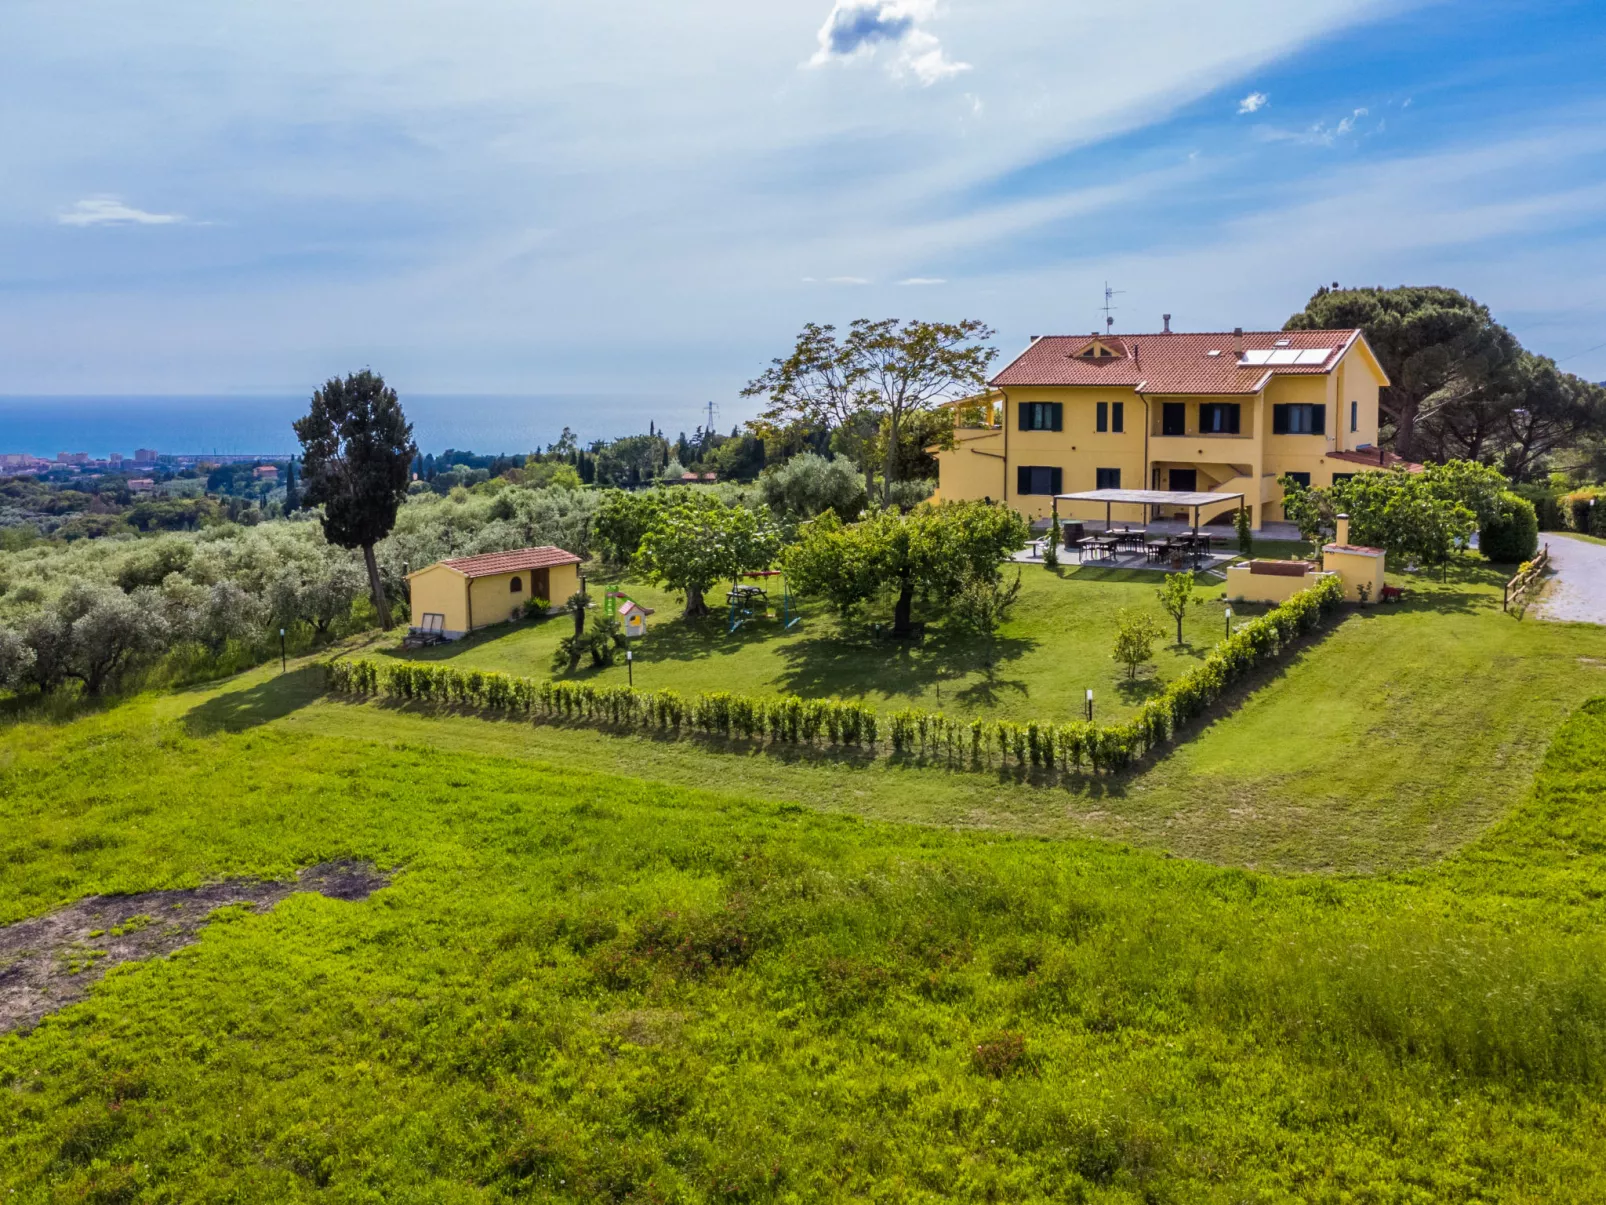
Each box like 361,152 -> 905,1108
329,556 -> 1606,873
384,561 -> 1270,724
3,666 -> 1606,1199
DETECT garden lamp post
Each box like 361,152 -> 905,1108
1085,688 -> 1094,723
626,648 -> 633,688
279,628 -> 286,674
1224,606 -> 1232,639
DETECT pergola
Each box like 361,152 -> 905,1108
1051,488 -> 1245,538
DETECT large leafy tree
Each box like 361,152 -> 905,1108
1281,463 -> 1485,574
786,500 -> 1028,636
1285,286 -> 1519,461
636,493 -> 782,619
743,323 -> 873,496
1285,286 -> 1606,476
293,370 -> 417,629
745,319 -> 995,504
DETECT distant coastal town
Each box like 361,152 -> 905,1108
0,450 -> 294,477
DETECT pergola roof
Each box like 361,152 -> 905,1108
1054,489 -> 1243,508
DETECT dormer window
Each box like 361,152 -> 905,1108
1076,338 -> 1121,359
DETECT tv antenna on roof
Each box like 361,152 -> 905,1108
1100,282 -> 1124,333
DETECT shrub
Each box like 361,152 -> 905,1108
1511,482 -> 1565,532
1480,492 -> 1540,564
1112,609 -> 1161,680
522,596 -> 551,619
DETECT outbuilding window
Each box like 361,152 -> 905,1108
509,576 -> 523,593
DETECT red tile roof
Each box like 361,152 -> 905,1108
436,546 -> 581,579
990,329 -> 1364,394
1328,448 -> 1424,472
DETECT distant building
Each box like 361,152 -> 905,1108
134,448 -> 159,464
128,478 -> 156,494
109,453 -> 124,465
252,465 -> 279,481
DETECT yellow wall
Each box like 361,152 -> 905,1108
1224,565 -> 1333,604
408,565 -> 469,634
547,563 -> 581,609
932,430 -> 1006,504
407,561 -> 581,636
936,339 -> 1390,529
996,388 -> 1150,521
1322,547 -> 1386,603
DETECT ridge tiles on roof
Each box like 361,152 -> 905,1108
989,328 -> 1359,393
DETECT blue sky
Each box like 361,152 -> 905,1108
2,0 -> 1604,418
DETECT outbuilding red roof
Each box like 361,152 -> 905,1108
435,546 -> 581,579
990,329 -> 1369,394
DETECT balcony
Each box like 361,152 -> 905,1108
1147,434 -> 1250,460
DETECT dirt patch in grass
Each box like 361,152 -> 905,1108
0,861 -> 389,1035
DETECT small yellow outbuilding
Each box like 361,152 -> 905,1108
406,546 -> 581,639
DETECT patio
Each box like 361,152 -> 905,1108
1015,488 -> 1249,573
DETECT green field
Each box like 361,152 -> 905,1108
5,558 -> 1606,1200
379,544 -> 1312,725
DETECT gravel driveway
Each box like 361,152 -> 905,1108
1535,535 -> 1606,625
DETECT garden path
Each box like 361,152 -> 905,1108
1536,534 -> 1606,625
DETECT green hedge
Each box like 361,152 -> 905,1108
325,575 -> 1346,775
1481,491 -> 1540,564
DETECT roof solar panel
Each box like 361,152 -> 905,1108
1239,349 -> 1274,365
1296,348 -> 1332,364
1268,349 -> 1302,365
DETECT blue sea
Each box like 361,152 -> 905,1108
0,394 -> 728,459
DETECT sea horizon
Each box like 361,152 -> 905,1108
0,393 -> 740,461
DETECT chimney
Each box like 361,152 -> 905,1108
1233,326 -> 1244,355
1336,513 -> 1350,546
1132,341 -> 1139,366
1162,314 -> 1172,333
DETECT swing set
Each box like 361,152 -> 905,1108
726,569 -> 801,634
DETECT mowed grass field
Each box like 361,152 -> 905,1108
380,542 -> 1311,725
346,555 -> 1606,872
2,672 -> 1606,1199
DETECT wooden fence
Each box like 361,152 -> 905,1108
1503,544 -> 1550,613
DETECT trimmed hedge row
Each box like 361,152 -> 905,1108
324,574 -> 1345,775
325,659 -> 879,746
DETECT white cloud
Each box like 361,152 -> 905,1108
1237,91 -> 1268,114
809,1 -> 969,86
899,277 -> 946,285
57,196 -> 185,227
1335,106 -> 1368,136
1260,106 -> 1372,147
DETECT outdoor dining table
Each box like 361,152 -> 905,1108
1076,536 -> 1119,562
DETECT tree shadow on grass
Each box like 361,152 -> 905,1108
183,665 -> 324,735
773,626 -> 1039,705
374,619 -> 550,663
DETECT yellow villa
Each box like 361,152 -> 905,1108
933,324 -> 1411,529
406,546 -> 581,640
